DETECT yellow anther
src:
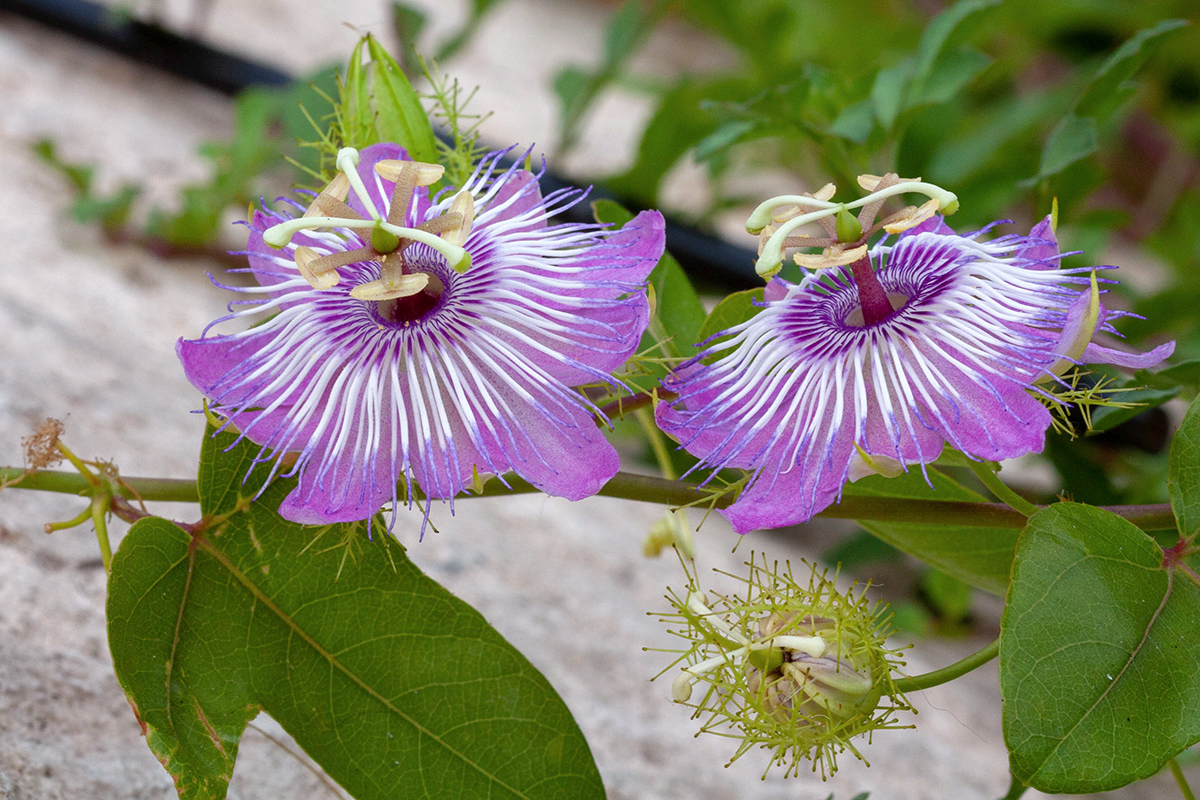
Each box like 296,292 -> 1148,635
374,160 -> 445,186
856,173 -> 922,192
441,191 -> 476,247
793,243 -> 868,270
810,183 -> 837,202
294,246 -> 340,290
349,272 -> 431,302
302,173 -> 351,218
882,198 -> 941,234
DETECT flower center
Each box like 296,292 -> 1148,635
843,254 -> 905,327
260,147 -> 476,304
376,272 -> 446,327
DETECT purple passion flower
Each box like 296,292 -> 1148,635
179,144 -> 665,525
657,184 -> 1172,534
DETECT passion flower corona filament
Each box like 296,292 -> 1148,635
179,144 -> 665,525
657,177 -> 1173,533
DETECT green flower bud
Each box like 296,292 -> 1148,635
655,556 -> 912,778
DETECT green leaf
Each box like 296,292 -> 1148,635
1001,503 -> 1200,793
910,0 -> 998,84
390,2 -> 429,76
1075,19 -> 1188,123
1169,396 -> 1200,538
1036,113 -> 1098,179
1088,383 -> 1179,434
844,469 -> 1018,595
606,76 -> 748,205
920,568 -> 972,623
826,99 -> 876,144
592,200 -> 704,365
108,427 -> 603,800
366,36 -> 439,164
871,58 -> 913,131
553,0 -> 668,154
1140,359 -> 1200,394
696,288 -> 764,344
693,119 -> 759,163
906,46 -> 992,108
435,0 -> 506,61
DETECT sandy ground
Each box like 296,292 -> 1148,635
0,2 -> 1193,799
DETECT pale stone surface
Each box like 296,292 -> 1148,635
0,4 -> 1191,800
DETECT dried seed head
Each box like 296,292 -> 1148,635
22,418 -> 65,469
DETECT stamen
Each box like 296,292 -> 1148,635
856,173 -> 921,192
350,272 -> 431,301
793,244 -> 867,271
385,162 -> 421,228
375,160 -> 445,186
296,245 -> 376,290
441,191 -> 475,247
264,216 -> 468,271
294,246 -> 339,290
881,198 -> 940,234
312,193 -> 362,221
302,173 -> 351,218
755,206 -> 848,277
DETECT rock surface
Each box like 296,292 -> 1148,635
0,3 -> 1190,799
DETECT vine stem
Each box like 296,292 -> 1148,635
893,637 -> 999,693
1170,757 -> 1196,800
968,461 -> 1040,517
0,467 -> 1178,530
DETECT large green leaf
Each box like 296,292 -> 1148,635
1001,503 -> 1200,793
107,427 -> 602,800
592,200 -> 704,377
843,469 -> 1018,595
1074,19 -> 1188,123
1170,395 -> 1200,539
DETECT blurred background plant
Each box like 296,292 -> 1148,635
30,0 -> 1200,630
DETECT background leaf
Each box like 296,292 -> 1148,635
592,200 -> 704,388
107,427 -> 603,800
1169,395 -> 1200,538
843,470 -> 1018,595
1001,503 -> 1200,793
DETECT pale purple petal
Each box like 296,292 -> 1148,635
180,145 -> 665,526
659,214 -> 1166,533
1082,339 -> 1175,369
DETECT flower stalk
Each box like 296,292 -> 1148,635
0,466 -> 1179,530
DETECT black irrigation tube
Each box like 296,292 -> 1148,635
3,0 -> 761,289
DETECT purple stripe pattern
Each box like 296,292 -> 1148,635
656,215 -> 1173,533
179,144 -> 665,525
